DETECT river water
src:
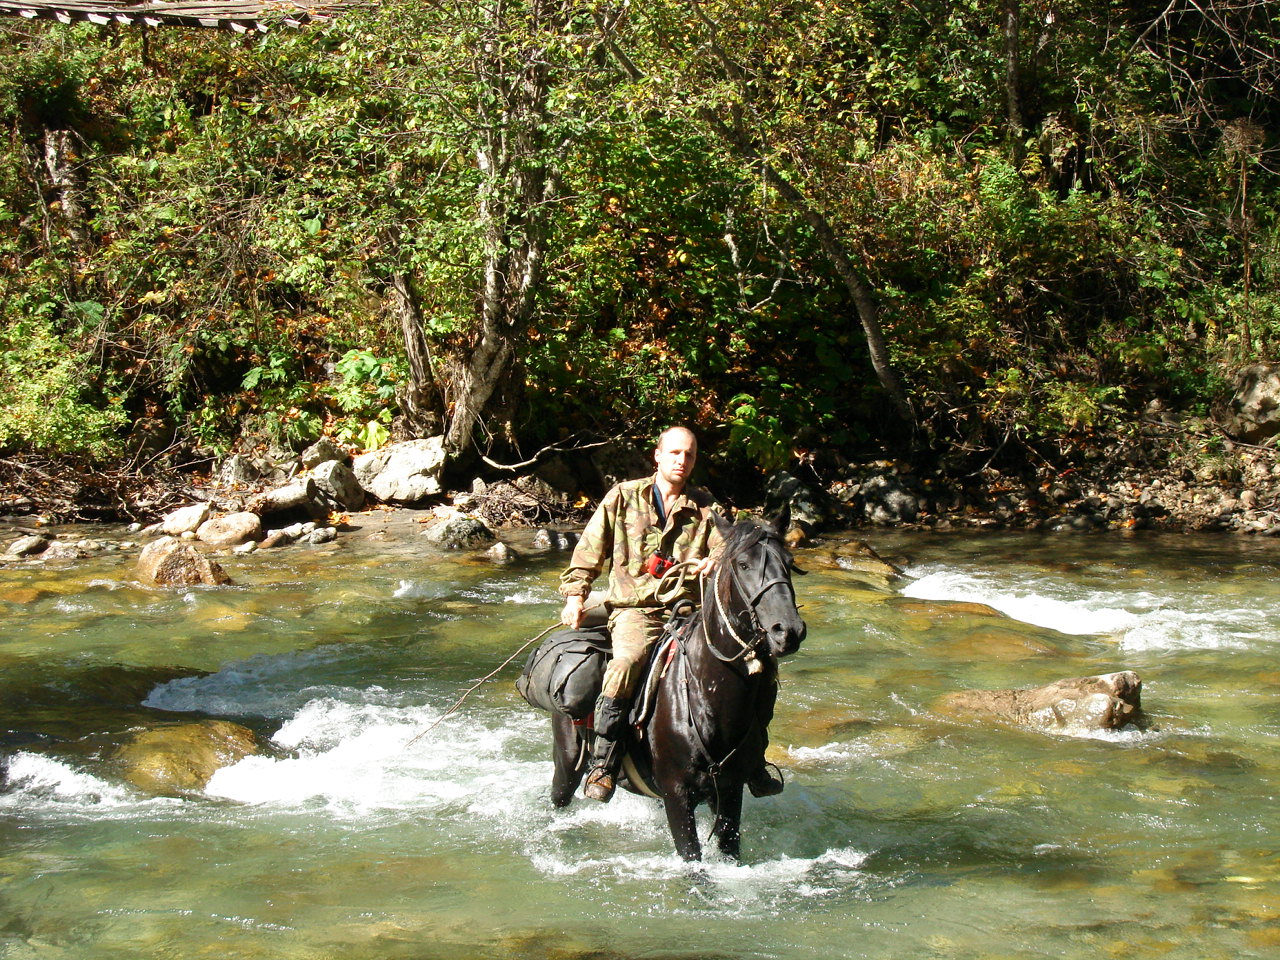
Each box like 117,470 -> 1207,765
2,518 -> 1278,959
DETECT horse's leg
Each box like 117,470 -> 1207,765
661,790 -> 703,861
710,784 -> 744,860
550,715 -> 586,807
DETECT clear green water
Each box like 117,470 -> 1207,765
2,524 -> 1278,959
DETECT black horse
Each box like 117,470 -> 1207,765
549,513 -> 806,861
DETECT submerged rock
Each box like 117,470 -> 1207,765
38,541 -> 87,561
137,536 -> 232,586
112,720 -> 263,795
935,671 -> 1143,734
487,541 -> 517,564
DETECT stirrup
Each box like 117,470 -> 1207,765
747,763 -> 784,798
583,765 -> 616,802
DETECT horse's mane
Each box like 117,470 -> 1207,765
721,516 -> 789,560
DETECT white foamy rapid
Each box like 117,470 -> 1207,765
0,752 -> 178,816
900,563 -> 1267,651
197,688 -> 871,900
144,648 -> 365,717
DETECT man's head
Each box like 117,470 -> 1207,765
654,426 -> 697,493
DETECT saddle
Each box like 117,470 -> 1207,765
628,600 -> 700,731
514,602 -> 697,723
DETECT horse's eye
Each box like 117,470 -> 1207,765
738,559 -> 750,569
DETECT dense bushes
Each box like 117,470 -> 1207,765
0,2 -> 1275,477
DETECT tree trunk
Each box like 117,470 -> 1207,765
1002,0 -> 1026,157
703,110 -> 916,427
41,128 -> 90,298
440,0 -> 565,467
389,271 -> 442,437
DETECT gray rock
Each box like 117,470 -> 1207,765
936,671 -> 1143,734
1219,362 -> 1280,443
313,460 -> 365,511
218,454 -> 265,488
40,541 -> 87,561
860,470 -> 920,524
353,437 -> 446,503
766,471 -> 830,529
533,528 -> 578,551
300,438 -> 349,470
161,502 -> 211,536
422,511 -> 495,550
246,478 -> 325,519
6,534 -> 49,557
196,512 -> 263,548
306,526 -> 337,544
137,537 -> 232,587
487,541 -> 516,564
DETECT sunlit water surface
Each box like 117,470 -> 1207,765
2,521 -> 1278,959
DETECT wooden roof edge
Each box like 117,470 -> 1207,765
0,0 -> 366,29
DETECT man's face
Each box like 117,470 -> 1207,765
655,430 -> 697,489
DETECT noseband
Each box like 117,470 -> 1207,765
701,534 -> 796,674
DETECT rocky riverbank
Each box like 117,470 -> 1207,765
4,387 -> 1280,549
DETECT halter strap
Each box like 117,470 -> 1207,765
701,537 -> 795,673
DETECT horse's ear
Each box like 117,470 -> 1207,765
712,510 -> 733,538
769,503 -> 792,538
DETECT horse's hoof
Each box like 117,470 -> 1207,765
583,767 -> 616,802
747,768 -> 784,798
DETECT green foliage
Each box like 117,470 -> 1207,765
0,319 -> 127,458
326,349 -> 398,451
0,1 -> 1276,473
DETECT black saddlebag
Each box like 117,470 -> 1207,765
515,625 -> 611,719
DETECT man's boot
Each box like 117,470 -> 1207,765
747,764 -> 784,798
584,694 -> 629,802
583,737 -> 620,801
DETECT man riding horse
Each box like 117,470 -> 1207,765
558,426 -> 785,802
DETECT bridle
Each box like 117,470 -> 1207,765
700,532 -> 797,675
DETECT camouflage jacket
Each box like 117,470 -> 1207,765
559,476 -> 724,609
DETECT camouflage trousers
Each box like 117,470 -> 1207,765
601,607 -> 667,699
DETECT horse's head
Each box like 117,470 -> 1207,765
712,510 -> 807,659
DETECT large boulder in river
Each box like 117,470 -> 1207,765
935,671 -> 1142,734
1218,362 -> 1280,443
354,437 -> 446,503
112,720 -> 263,795
196,512 -> 263,547
137,536 -> 232,586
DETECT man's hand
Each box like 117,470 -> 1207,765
693,555 -> 717,577
561,594 -> 586,628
